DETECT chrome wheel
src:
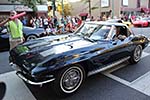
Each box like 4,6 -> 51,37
27,35 -> 37,41
133,45 -> 142,62
60,66 -> 84,94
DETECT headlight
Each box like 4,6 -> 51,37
31,63 -> 36,67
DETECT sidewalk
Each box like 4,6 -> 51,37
0,71 -> 36,100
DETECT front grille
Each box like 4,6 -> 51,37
10,49 -> 31,71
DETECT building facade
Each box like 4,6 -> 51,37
0,0 -> 48,21
70,0 -> 150,18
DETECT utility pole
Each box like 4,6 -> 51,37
112,0 -> 114,18
52,0 -> 56,16
62,0 -> 64,18
148,0 -> 150,8
99,0 -> 101,17
89,0 -> 91,17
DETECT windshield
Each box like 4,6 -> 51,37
75,23 -> 99,37
142,17 -> 150,21
89,25 -> 111,40
75,23 -> 112,41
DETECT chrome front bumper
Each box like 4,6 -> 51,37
16,72 -> 55,85
10,62 -> 55,85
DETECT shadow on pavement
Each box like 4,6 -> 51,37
25,74 -> 150,100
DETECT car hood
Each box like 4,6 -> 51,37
22,35 -> 95,54
12,35 -> 103,61
10,34 -> 107,70
133,20 -> 147,24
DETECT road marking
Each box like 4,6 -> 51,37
102,72 -> 131,86
141,52 -> 150,58
102,51 -> 150,96
0,71 -> 36,100
103,71 -> 150,96
131,71 -> 150,90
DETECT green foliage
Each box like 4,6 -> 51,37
57,3 -> 72,16
8,0 -> 44,11
64,4 -> 72,15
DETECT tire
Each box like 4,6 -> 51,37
26,35 -> 37,41
129,45 -> 142,64
0,82 -> 6,100
148,23 -> 150,27
52,65 -> 85,97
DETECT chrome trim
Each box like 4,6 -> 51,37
88,56 -> 130,76
16,72 -> 55,85
10,62 -> 55,85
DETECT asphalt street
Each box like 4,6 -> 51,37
0,27 -> 150,100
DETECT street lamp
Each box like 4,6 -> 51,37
52,0 -> 56,16
88,0 -> 91,17
62,0 -> 64,18
112,0 -> 114,18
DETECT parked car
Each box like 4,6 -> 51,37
9,22 -> 149,97
107,19 -> 132,27
141,17 -> 150,26
0,26 -> 48,51
132,18 -> 149,27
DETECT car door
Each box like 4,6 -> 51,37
90,42 -> 111,68
89,25 -> 113,68
107,25 -> 131,63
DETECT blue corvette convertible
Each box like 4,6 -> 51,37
9,21 -> 149,97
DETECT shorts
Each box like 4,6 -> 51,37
9,38 -> 24,50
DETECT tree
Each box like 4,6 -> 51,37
8,0 -> 44,11
47,0 -> 72,16
57,3 -> 72,16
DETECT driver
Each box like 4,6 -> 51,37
113,27 -> 127,40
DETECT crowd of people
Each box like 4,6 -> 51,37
21,15 -> 82,35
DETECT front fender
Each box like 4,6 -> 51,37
49,50 -> 101,72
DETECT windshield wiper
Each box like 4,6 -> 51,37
83,36 -> 95,42
75,32 -> 85,37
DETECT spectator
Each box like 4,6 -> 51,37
29,17 -> 36,28
42,16 -> 49,31
22,16 -> 27,26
